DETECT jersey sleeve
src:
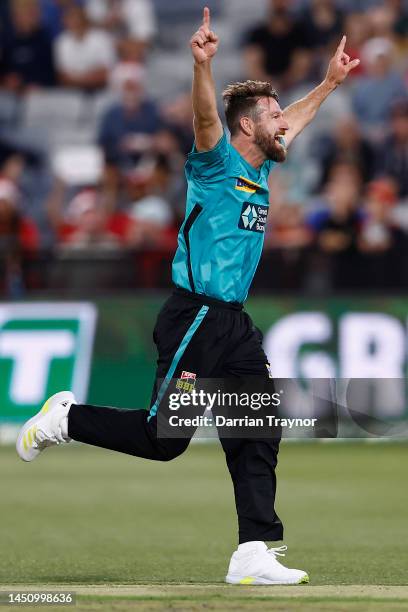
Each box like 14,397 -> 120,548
186,131 -> 230,181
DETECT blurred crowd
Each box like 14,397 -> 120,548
0,0 -> 408,294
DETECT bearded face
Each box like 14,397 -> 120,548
253,122 -> 287,163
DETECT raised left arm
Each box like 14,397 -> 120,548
283,36 -> 360,148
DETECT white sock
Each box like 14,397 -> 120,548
238,541 -> 266,554
60,415 -> 70,440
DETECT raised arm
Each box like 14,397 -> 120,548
190,7 -> 223,152
282,36 -> 360,148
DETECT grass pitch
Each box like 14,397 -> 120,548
0,441 -> 407,610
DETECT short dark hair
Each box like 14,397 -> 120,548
222,80 -> 279,135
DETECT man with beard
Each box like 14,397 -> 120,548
17,7 -> 359,585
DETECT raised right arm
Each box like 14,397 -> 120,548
190,7 -> 223,152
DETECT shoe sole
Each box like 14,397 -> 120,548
16,391 -> 74,462
225,574 -> 309,585
16,411 -> 43,462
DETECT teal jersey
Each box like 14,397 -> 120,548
172,131 -> 275,303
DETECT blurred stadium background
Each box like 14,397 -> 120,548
0,0 -> 408,435
0,1 -> 407,608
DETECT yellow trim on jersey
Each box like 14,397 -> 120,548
235,185 -> 256,194
235,176 -> 262,194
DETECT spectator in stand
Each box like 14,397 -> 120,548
307,164 -> 364,288
98,63 -> 166,170
0,178 -> 38,251
366,4 -> 408,62
341,13 -> 369,80
0,0 -> 56,91
242,0 -> 307,87
46,155 -> 175,252
366,2 -> 408,60
54,4 -> 115,91
124,154 -> 175,249
85,0 -> 156,42
314,115 -> 376,188
307,164 -> 363,255
358,178 -> 404,253
46,177 -> 132,244
60,190 -> 121,250
0,178 -> 38,296
85,0 -> 157,63
160,92 -> 195,157
266,202 -> 312,249
0,154 -> 24,184
357,178 -> 407,288
375,99 -> 408,198
39,0 -> 82,40
299,0 -> 343,52
352,37 -> 407,135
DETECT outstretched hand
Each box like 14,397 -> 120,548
190,7 -> 219,64
325,36 -> 360,87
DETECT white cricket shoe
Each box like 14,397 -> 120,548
16,391 -> 76,462
225,542 -> 309,585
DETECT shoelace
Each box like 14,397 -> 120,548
33,429 -> 62,450
267,545 -> 287,558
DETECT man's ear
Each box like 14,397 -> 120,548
239,116 -> 253,137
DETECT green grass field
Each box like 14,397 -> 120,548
1,441 -> 407,610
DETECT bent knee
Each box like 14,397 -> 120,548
157,440 -> 189,462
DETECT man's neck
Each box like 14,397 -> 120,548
230,137 -> 265,170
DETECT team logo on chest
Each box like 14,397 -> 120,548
239,202 -> 268,233
235,176 -> 261,194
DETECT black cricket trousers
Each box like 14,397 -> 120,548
68,288 -> 283,544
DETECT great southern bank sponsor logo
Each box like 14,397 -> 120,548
239,202 -> 268,233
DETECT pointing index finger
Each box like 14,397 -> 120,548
203,6 -> 210,27
336,35 -> 346,57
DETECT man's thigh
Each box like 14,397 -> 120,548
218,314 -> 281,444
222,317 -> 270,377
148,297 -> 229,424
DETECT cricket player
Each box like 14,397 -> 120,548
17,7 -> 359,585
